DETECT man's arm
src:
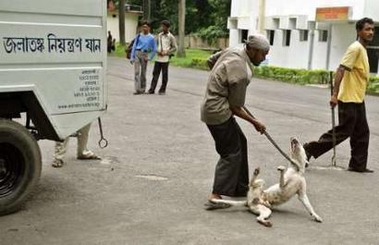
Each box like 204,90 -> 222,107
130,35 -> 139,62
330,65 -> 346,107
148,35 -> 157,61
230,106 -> 266,134
207,49 -> 227,70
168,34 -> 177,55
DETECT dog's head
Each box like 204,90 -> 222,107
289,137 -> 308,173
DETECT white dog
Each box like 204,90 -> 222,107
209,137 -> 323,227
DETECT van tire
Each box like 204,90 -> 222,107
0,119 -> 41,215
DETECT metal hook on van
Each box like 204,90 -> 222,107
97,117 -> 108,148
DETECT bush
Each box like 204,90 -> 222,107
254,65 -> 379,95
253,66 -> 331,85
196,26 -> 229,46
190,58 -> 208,70
368,76 -> 379,94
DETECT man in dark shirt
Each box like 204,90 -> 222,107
201,34 -> 270,201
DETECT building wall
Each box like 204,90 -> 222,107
186,36 -> 229,50
364,0 -> 379,20
229,0 -> 379,72
311,30 -> 329,70
329,23 -> 356,70
267,29 -> 311,69
230,0 -> 255,18
107,11 -> 140,44
264,0 -> 366,20
229,0 -> 259,47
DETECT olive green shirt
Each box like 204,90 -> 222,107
201,48 -> 253,125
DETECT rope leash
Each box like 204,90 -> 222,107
242,106 -> 298,167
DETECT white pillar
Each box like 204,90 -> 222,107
258,0 -> 266,34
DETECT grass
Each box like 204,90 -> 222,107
169,49 -> 212,68
112,43 -> 128,58
110,43 -> 212,69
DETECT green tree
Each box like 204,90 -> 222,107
118,0 -> 126,45
196,0 -> 231,44
177,0 -> 186,57
109,0 -> 232,45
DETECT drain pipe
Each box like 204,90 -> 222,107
307,23 -> 315,70
325,24 -> 332,70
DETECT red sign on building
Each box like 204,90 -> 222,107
316,7 -> 351,21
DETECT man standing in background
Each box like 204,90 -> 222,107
304,17 -> 375,173
148,20 -> 177,95
130,20 -> 157,95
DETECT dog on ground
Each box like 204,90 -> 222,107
209,137 -> 323,227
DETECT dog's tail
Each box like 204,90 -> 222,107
209,198 -> 247,207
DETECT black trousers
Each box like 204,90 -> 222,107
207,117 -> 249,197
305,101 -> 370,171
149,61 -> 169,93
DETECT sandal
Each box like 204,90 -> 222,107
77,151 -> 101,160
204,200 -> 231,210
52,159 -> 64,168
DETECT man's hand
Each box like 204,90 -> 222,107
330,94 -> 338,108
253,119 -> 266,134
230,106 -> 266,134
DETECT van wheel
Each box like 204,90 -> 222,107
0,119 -> 41,215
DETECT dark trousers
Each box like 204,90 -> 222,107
207,117 -> 249,197
149,61 -> 169,93
305,101 -> 370,171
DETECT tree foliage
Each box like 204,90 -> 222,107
109,0 -> 231,40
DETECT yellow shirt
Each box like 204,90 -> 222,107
338,41 -> 370,103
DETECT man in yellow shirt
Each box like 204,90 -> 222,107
304,17 -> 375,173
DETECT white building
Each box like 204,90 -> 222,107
229,0 -> 379,73
107,4 -> 142,44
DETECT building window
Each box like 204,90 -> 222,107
267,30 -> 275,45
300,30 -> 309,42
283,30 -> 291,46
319,30 -> 328,42
240,29 -> 248,43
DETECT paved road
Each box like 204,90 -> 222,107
1,57 -> 379,245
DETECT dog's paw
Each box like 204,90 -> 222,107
277,165 -> 286,171
257,218 -> 273,227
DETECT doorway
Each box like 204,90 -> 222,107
367,26 -> 379,74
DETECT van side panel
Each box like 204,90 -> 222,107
0,0 -> 108,139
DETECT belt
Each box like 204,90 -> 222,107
136,49 -> 148,52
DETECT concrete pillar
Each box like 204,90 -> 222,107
258,0 -> 266,34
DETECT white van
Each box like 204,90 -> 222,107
0,0 -> 108,214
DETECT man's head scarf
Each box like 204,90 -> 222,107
245,34 -> 270,52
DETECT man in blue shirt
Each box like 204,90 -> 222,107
130,21 -> 157,95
